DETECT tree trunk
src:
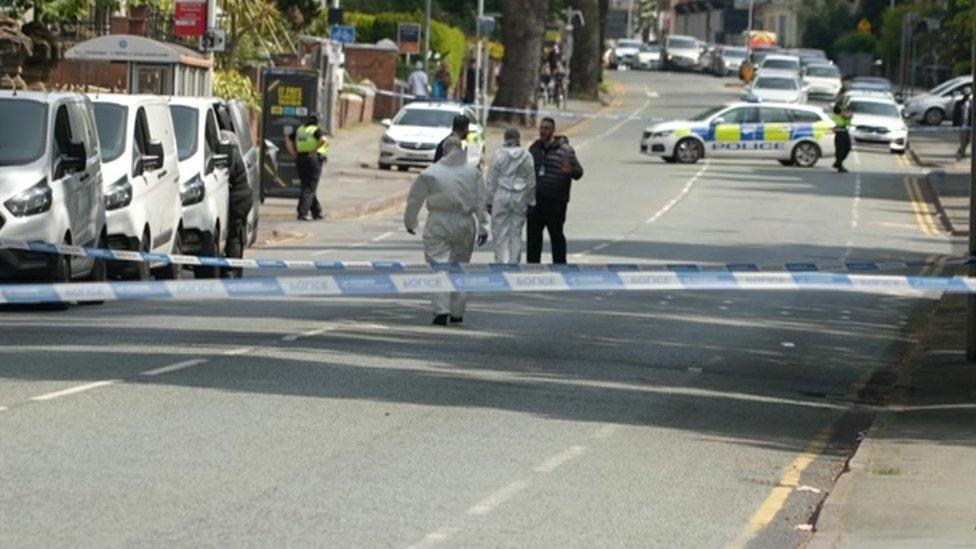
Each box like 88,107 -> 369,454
568,0 -> 601,100
491,0 -> 549,124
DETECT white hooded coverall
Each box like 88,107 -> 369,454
404,148 -> 489,317
486,145 -> 536,263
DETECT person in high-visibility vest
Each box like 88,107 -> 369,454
286,114 -> 330,221
831,100 -> 853,174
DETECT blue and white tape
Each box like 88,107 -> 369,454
0,239 -> 964,274
0,271 -> 973,305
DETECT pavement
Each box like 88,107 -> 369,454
0,72 -> 964,548
805,128 -> 976,548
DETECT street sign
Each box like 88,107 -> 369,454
173,0 -> 207,37
201,28 -> 226,52
330,25 -> 356,45
857,18 -> 872,35
398,23 -> 421,54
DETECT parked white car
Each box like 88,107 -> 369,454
848,96 -> 909,154
0,91 -> 107,287
634,43 -> 661,70
609,39 -> 643,69
90,94 -> 182,280
663,35 -> 701,71
378,102 -> 485,171
802,63 -> 842,100
903,75 -> 974,125
745,72 -> 808,104
168,96 -> 232,278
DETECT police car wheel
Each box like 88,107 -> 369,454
662,156 -> 678,164
778,159 -> 796,167
791,142 -> 821,168
675,138 -> 704,164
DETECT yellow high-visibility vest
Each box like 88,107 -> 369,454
296,124 -> 330,155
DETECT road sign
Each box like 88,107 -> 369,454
857,18 -> 872,35
330,25 -> 356,45
398,23 -> 421,54
173,0 -> 207,37
201,28 -> 226,52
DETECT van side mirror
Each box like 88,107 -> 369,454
56,141 -> 87,178
381,118 -> 392,128
210,139 -> 233,171
142,139 -> 165,172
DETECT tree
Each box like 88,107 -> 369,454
275,0 -> 320,29
491,0 -> 548,124
943,0 -> 974,74
567,0 -> 601,100
800,0 -> 854,58
220,0 -> 292,69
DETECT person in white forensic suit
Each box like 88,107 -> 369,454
404,136 -> 490,326
486,127 -> 536,263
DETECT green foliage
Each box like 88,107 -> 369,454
943,0 -> 974,74
315,11 -> 469,87
834,31 -> 878,54
275,0 -> 320,28
877,5 -> 924,63
800,0 -> 855,58
214,70 -> 261,111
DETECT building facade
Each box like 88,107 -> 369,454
671,0 -> 750,45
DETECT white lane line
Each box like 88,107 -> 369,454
577,97 -> 652,151
140,359 -> 208,377
842,173 -> 863,262
223,347 -> 254,356
30,380 -> 119,401
644,86 -> 661,98
0,406 -> 8,412
405,526 -> 461,549
533,445 -> 587,474
688,367 -> 704,374
781,342 -> 796,348
372,231 -> 395,242
312,239 -> 370,256
282,326 -> 333,342
466,479 -> 530,516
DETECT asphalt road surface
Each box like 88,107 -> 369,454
0,71 -> 956,548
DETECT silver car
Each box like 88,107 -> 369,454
711,46 -> 747,76
0,91 -> 107,286
903,76 -> 974,126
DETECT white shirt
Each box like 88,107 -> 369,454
408,70 -> 430,97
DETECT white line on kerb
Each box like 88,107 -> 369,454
404,526 -> 461,549
30,380 -> 119,401
466,479 -> 530,516
533,445 -> 587,473
140,359 -> 208,377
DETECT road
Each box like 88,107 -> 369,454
0,71 -> 956,548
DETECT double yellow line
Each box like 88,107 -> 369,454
903,176 -> 943,236
895,153 -> 912,168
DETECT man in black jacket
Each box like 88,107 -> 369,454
221,130 -> 255,278
527,117 -> 583,264
434,115 -> 470,163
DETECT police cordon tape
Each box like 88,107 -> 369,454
2,271 -> 975,305
0,239 -> 967,274
349,85 -> 974,132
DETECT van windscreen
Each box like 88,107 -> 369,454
0,100 -> 47,166
92,103 -> 128,162
170,106 -> 199,161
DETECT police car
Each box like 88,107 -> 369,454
640,102 -> 835,166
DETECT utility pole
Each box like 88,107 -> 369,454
423,0 -> 432,71
626,0 -> 634,38
967,3 -> 976,360
475,0 -> 485,125
747,0 -> 755,35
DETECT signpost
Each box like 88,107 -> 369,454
330,25 -> 356,45
398,23 -> 422,54
173,0 -> 208,37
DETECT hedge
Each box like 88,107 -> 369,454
833,31 -> 878,54
318,11 -> 468,87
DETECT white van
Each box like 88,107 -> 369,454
0,91 -> 107,286
208,98 -> 260,247
168,97 -> 232,278
90,94 -> 183,280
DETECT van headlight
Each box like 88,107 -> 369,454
4,177 -> 52,217
104,175 -> 133,211
181,173 -> 206,206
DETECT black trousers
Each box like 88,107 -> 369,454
222,199 -> 252,278
527,199 -> 568,264
834,131 -> 851,167
296,154 -> 323,217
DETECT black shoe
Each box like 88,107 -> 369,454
312,213 -> 325,220
432,314 -> 449,326
297,214 -> 312,221
837,166 -> 848,173
450,316 -> 463,324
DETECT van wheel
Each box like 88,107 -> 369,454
79,233 -> 108,306
153,231 -> 183,280
923,107 -> 945,126
193,228 -> 221,279
792,142 -> 821,168
379,162 -> 391,170
397,165 -> 409,172
675,138 -> 704,164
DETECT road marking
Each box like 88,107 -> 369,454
466,479 -> 530,516
903,176 -> 941,235
140,359 -> 208,377
224,347 -> 254,356
372,231 -> 395,242
0,406 -> 8,412
405,526 -> 461,549
283,326 -> 333,342
729,425 -> 833,548
644,86 -> 661,98
781,342 -> 796,348
30,380 -> 118,401
688,367 -> 703,374
533,445 -> 587,473
577,96 -> 652,151
312,239 -> 370,256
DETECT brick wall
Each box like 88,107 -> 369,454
50,60 -> 128,91
344,44 -> 398,120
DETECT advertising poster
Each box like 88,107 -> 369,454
260,68 -> 319,199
